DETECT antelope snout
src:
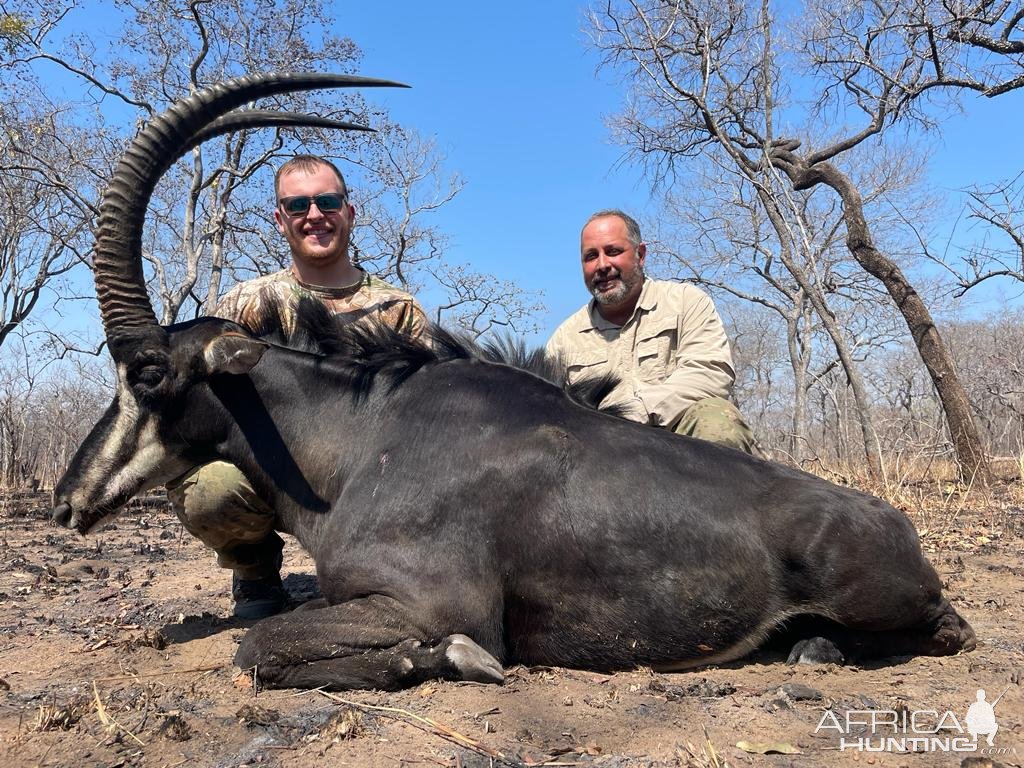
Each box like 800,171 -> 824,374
50,501 -> 73,528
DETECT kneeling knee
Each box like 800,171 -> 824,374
672,397 -> 757,454
167,461 -> 273,539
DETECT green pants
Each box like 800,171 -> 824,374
166,461 -> 282,580
669,396 -> 758,455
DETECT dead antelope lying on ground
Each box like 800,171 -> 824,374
51,74 -> 975,691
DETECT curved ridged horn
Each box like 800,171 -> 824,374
96,73 -> 408,360
187,111 -> 375,151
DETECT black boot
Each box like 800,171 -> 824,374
229,535 -> 286,619
232,572 -> 287,619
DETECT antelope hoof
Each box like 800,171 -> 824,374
442,634 -> 505,684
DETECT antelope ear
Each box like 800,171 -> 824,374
203,333 -> 270,375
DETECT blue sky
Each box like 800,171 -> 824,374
337,4 -> 655,338
336,3 -> 1024,339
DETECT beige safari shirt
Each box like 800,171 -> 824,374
545,279 -> 735,426
215,269 -> 427,340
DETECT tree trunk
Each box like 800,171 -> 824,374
785,311 -> 810,462
806,291 -> 883,480
771,151 -> 991,485
756,184 -> 885,479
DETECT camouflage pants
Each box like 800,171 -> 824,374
669,396 -> 758,455
166,461 -> 282,580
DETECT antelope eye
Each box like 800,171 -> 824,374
132,365 -> 166,388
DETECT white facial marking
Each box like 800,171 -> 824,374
105,420 -> 170,498
70,364 -> 190,524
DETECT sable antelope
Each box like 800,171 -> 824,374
51,74 -> 975,690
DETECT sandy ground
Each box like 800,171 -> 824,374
0,492 -> 1021,768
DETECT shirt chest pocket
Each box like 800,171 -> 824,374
635,319 -> 678,382
565,351 -> 610,385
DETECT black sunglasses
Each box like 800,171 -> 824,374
277,193 -> 347,216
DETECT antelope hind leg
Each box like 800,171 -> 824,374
783,598 -> 975,665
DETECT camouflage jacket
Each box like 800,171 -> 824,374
215,269 -> 428,340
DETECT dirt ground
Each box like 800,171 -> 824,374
1,489 -> 1022,768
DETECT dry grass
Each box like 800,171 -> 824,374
32,697 -> 92,732
674,729 -> 731,768
320,706 -> 364,741
794,451 -> 1023,553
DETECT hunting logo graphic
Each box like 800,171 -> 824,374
965,689 -> 999,746
814,686 -> 1015,754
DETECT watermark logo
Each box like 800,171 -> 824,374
814,686 -> 1015,755
965,689 -> 999,747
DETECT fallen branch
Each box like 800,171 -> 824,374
91,664 -> 223,683
317,691 -> 524,767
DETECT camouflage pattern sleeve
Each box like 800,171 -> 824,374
212,270 -> 310,335
358,275 -> 429,339
213,283 -> 248,325
214,271 -> 427,340
402,298 -> 429,339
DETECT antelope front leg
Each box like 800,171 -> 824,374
234,595 -> 505,690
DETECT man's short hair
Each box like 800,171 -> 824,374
274,154 -> 348,198
584,209 -> 642,248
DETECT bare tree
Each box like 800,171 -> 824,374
5,0 -> 472,326
433,263 -> 546,340
648,177 -> 820,463
0,330 -> 109,488
588,0 -> 1023,482
942,308 -> 1024,457
646,147 -> 921,475
352,125 -> 466,290
0,93 -> 99,348
803,0 -> 1024,106
720,302 -> 790,437
923,172 -> 1024,297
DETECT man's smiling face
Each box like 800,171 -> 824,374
274,163 -> 355,274
581,214 -> 646,314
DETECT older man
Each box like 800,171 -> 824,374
168,154 -> 427,619
546,209 -> 756,453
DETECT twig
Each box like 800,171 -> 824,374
92,681 -> 146,746
91,664 -> 223,683
317,691 -> 524,767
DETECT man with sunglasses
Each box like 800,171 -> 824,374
168,154 -> 428,619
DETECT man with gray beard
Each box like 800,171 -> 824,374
545,209 -> 756,453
